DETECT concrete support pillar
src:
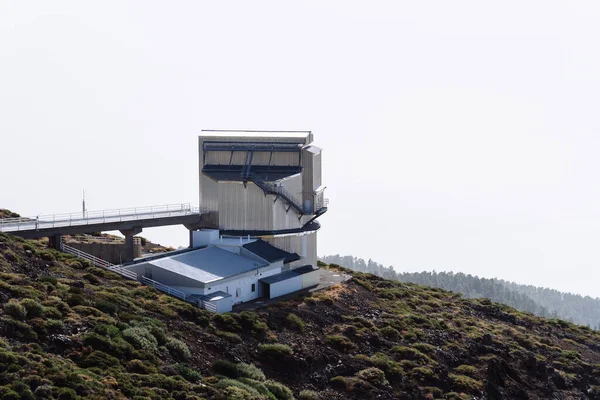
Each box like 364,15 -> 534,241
189,229 -> 194,248
119,227 -> 142,263
48,234 -> 62,250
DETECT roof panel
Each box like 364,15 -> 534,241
200,130 -> 311,141
243,239 -> 300,263
260,270 -> 302,284
149,246 -> 267,284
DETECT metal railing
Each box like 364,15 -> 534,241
249,176 -> 305,214
0,203 -> 200,233
61,243 -> 113,269
61,242 -> 138,280
200,300 -> 217,312
141,276 -> 187,301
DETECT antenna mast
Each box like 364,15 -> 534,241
82,189 -> 87,218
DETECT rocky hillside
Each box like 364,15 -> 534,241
0,231 -> 600,399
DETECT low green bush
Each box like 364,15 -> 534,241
258,343 -> 293,361
122,327 -> 158,352
285,313 -> 305,332
215,330 -> 242,343
212,313 -> 241,332
20,298 -> 44,319
4,299 -> 26,320
453,364 -> 478,377
174,364 -> 202,383
299,390 -> 320,400
237,363 -> 265,381
355,367 -> 388,386
212,359 -> 239,378
326,335 -> 357,352
166,338 -> 190,361
264,380 -> 294,400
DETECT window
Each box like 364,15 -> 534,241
251,283 -> 256,292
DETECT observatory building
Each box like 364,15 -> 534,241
198,130 -> 327,268
124,130 -> 328,312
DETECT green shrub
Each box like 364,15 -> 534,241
67,294 -> 86,307
299,390 -> 320,400
212,360 -> 266,382
84,350 -> 120,368
454,364 -> 478,377
122,326 -> 158,352
20,298 -> 44,319
215,378 -> 262,397
412,366 -> 436,381
412,343 -> 437,355
238,312 -> 268,336
216,330 -> 242,343
82,273 -> 100,284
326,335 -> 357,352
39,276 -> 58,286
264,380 -> 294,400
392,346 -> 430,362
213,313 -> 241,332
93,323 -> 120,338
258,343 -> 293,361
4,299 -> 26,320
237,363 -> 266,381
95,300 -> 118,315
355,353 -> 404,381
379,326 -> 401,340
174,363 -> 202,383
448,373 -> 483,392
355,367 -> 388,386
126,359 -> 157,374
56,387 -> 77,400
285,313 -> 305,332
166,338 -> 190,361
212,359 -> 239,378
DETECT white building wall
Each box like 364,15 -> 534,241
263,231 -> 318,268
268,275 -> 303,299
205,266 -> 282,305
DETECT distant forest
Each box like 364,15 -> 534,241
319,254 -> 600,330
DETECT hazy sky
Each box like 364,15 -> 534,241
2,2 -> 600,297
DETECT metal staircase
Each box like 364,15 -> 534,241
248,175 -> 306,214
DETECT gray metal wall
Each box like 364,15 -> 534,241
201,176 -> 308,231
263,231 -> 318,267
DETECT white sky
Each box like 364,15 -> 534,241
2,1 -> 600,297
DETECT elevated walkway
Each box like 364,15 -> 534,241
0,203 -> 204,262
0,203 -> 202,238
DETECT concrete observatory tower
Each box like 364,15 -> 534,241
198,130 -> 327,269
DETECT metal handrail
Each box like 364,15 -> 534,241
62,243 -> 113,269
141,276 -> 187,301
249,176 -> 305,214
61,243 -> 137,280
0,203 -> 201,233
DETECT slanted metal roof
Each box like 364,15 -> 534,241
260,270 -> 302,284
202,165 -> 301,183
292,265 -> 319,275
148,246 -> 268,284
200,130 -> 311,139
243,239 -> 300,263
